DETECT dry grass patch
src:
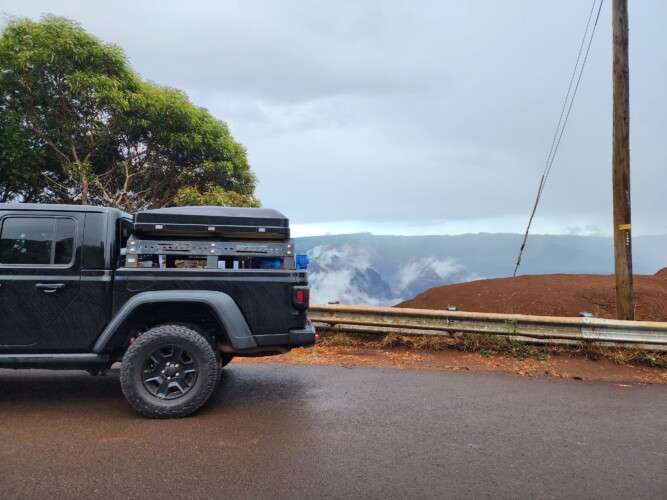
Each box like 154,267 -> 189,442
573,343 -> 666,368
317,330 -> 667,369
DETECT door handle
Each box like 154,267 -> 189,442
35,283 -> 66,293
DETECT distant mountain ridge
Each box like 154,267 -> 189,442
295,233 -> 667,305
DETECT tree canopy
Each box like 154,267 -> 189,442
0,16 -> 258,210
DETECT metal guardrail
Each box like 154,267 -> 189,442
309,304 -> 667,351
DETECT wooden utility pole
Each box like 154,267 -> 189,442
612,0 -> 634,320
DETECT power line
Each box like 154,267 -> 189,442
544,0 -> 597,177
544,0 -> 604,187
513,0 -> 604,277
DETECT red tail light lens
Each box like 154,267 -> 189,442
292,286 -> 310,310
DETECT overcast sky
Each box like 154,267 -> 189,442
2,0 -> 666,236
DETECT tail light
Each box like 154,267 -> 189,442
292,286 -> 310,310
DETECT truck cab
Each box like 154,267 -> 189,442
0,203 -> 315,418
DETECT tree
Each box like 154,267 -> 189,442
0,104 -> 68,202
0,16 -> 137,204
0,16 -> 258,210
174,186 -> 260,208
90,81 -> 259,210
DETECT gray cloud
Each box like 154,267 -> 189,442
4,0 -> 667,234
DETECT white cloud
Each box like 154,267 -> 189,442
396,257 -> 463,291
305,244 -> 481,305
306,244 -> 401,305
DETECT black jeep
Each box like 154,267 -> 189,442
0,203 -> 315,418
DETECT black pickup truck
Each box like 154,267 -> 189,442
0,203 -> 315,418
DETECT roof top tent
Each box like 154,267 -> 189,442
133,206 -> 290,240
126,206 -> 295,270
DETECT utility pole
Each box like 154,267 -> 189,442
612,0 -> 634,320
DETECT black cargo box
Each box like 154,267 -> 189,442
133,206 -> 290,240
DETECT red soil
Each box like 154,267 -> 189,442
239,345 -> 667,384
398,268 -> 667,321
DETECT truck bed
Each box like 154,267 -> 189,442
113,268 -> 309,336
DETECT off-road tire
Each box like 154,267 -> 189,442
120,324 -> 219,419
220,353 -> 234,368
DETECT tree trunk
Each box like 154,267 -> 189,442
81,176 -> 89,205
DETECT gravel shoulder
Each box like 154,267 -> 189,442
238,344 -> 667,384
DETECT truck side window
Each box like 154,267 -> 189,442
0,217 -> 75,265
116,218 -> 133,267
118,219 -> 132,248
54,218 -> 75,264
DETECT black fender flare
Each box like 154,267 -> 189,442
92,290 -> 257,353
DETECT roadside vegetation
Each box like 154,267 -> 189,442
317,331 -> 667,369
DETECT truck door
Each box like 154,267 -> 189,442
0,212 -> 82,349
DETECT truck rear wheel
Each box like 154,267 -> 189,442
120,324 -> 219,419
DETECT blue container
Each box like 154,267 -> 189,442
295,254 -> 309,270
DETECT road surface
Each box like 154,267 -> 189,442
0,364 -> 665,499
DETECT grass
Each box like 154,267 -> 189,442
317,330 -> 667,369
573,343 -> 667,369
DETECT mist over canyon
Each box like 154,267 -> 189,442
295,233 -> 667,305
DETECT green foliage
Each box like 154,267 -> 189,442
0,16 -> 257,209
0,16 -> 137,203
174,186 -> 260,208
99,81 -> 258,210
0,106 -> 54,201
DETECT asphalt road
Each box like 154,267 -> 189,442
0,364 -> 665,499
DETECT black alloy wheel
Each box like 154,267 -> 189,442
142,345 -> 198,400
120,324 -> 220,418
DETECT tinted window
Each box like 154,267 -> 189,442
0,217 -> 76,265
54,218 -> 75,264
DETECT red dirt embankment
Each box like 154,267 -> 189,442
398,269 -> 667,321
